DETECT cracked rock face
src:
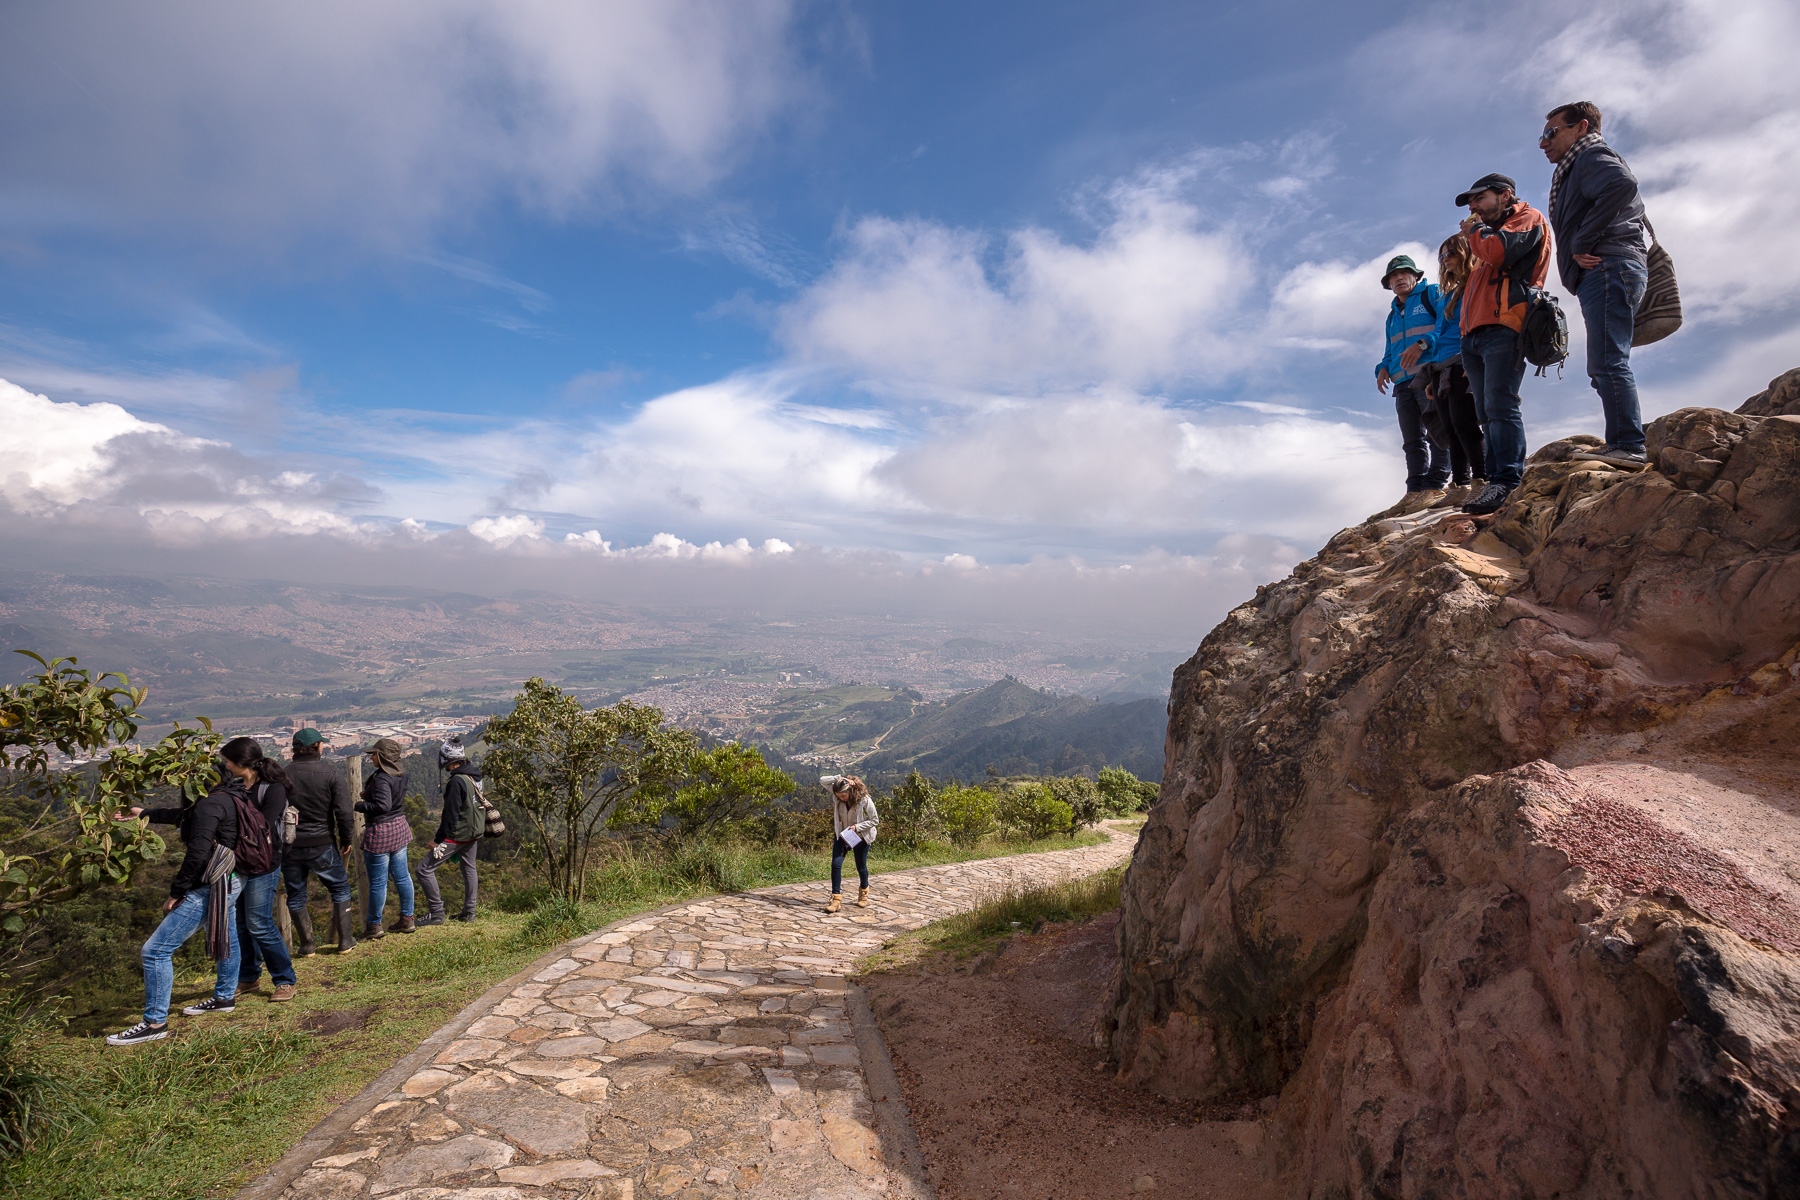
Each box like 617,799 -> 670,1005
1109,377 -> 1800,1197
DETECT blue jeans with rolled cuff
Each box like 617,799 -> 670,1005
141,876 -> 243,1026
364,846 -> 416,923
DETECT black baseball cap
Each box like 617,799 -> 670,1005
1455,173 -> 1516,206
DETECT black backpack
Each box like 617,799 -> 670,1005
231,783 -> 279,876
1518,287 -> 1569,374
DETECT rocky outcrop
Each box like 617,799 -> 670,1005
1108,373 -> 1800,1197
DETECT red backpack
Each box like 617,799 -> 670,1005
231,783 -> 279,876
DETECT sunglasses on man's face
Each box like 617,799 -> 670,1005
1539,123 -> 1578,143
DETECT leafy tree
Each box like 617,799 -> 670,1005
482,679 -> 695,905
996,784 -> 1072,841
668,743 -> 794,835
1046,775 -> 1103,836
1098,765 -> 1159,815
936,784 -> 997,847
0,653 -> 219,946
881,770 -> 942,849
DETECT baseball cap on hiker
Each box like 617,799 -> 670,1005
293,727 -> 326,747
1455,173 -> 1516,206
1380,255 -> 1424,289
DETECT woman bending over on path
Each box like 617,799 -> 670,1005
820,775 -> 879,913
107,758 -> 244,1046
357,737 -> 416,938
225,737 -> 300,1003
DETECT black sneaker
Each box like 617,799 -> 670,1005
106,1021 -> 169,1046
181,996 -> 237,1017
415,913 -> 446,927
450,912 -> 476,923
1461,482 -> 1512,515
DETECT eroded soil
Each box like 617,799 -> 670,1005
862,912 -> 1278,1200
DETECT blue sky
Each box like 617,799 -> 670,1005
3,0 -> 1797,634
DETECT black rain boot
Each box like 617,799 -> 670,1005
292,907 -> 316,957
332,900 -> 358,953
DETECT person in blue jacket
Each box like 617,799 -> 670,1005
1375,254 -> 1450,514
1415,233 -> 1487,503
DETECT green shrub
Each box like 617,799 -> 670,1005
936,785 -> 997,846
1046,776 -> 1103,835
661,838 -> 753,894
1098,765 -> 1159,814
517,895 -> 587,947
881,771 -> 942,848
996,784 -> 1072,841
932,865 -> 1125,947
495,884 -> 553,914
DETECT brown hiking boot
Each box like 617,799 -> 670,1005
395,915 -> 416,933
271,984 -> 298,1003
1413,488 -> 1450,511
857,887 -> 870,908
825,893 -> 842,913
363,923 -> 385,940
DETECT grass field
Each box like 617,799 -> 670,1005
3,829 -> 1108,1200
855,861 -> 1126,971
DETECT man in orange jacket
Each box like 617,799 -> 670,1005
1452,172 -> 1551,515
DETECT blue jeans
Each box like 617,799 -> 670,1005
284,843 -> 353,909
142,876 -> 243,1025
831,836 -> 869,894
364,846 -> 415,923
237,866 -> 296,988
1461,324 -> 1529,488
1578,256 -> 1649,453
1393,378 -> 1450,490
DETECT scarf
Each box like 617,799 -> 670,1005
202,841 -> 237,961
1547,130 -> 1606,225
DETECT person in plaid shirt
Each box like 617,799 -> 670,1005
356,737 -> 416,938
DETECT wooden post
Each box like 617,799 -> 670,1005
345,754 -> 369,923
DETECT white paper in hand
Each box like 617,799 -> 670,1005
840,828 -> 863,848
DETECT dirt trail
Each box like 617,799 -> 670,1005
862,912 -> 1278,1200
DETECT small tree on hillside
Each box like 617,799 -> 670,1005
483,679 -> 696,905
0,653 -> 220,950
668,743 -> 794,835
996,784 -> 1071,841
881,770 -> 942,849
1098,766 -> 1158,815
1046,775 -> 1103,837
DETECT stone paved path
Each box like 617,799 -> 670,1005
273,829 -> 1135,1200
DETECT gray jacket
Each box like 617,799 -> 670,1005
820,776 -> 879,843
1551,141 -> 1647,292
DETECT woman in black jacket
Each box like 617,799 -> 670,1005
227,737 -> 300,1002
356,737 -> 416,938
107,764 -> 244,1046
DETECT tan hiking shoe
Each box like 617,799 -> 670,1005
271,984 -> 298,1002
825,893 -> 842,913
857,887 -> 870,908
1374,491 -> 1421,519
1414,488 -> 1450,510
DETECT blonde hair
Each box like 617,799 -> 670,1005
1438,232 -> 1475,294
832,775 -> 868,803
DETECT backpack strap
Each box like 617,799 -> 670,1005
1417,287 -> 1436,321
